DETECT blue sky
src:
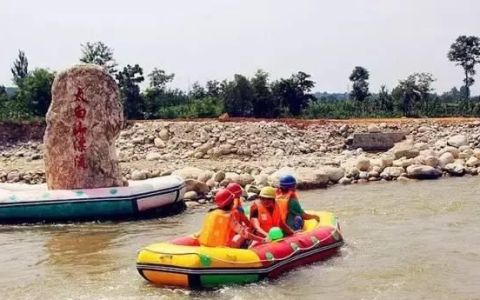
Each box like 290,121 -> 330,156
1,0 -> 479,94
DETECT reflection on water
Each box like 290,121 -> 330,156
1,177 -> 480,300
45,227 -> 117,272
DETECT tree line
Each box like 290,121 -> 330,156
1,35 -> 479,121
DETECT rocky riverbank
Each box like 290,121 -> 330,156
1,118 -> 480,207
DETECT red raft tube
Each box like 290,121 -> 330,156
136,211 -> 343,289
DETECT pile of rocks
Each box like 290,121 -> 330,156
2,120 -> 480,208
0,169 -> 45,185
113,121 -> 345,164
339,133 -> 480,184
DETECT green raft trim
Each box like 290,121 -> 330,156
200,274 -> 260,287
0,199 -> 136,221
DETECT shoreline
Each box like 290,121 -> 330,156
1,118 -> 480,207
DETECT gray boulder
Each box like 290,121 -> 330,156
447,134 -> 468,148
380,167 -> 405,179
254,174 -> 269,186
268,167 -> 329,189
197,170 -> 214,183
185,179 -> 210,194
444,163 -> 465,176
392,158 -> 414,168
146,152 -> 162,161
338,177 -> 352,185
367,124 -> 381,133
213,171 -> 226,182
356,157 -> 371,172
322,166 -> 345,183
439,152 -> 455,168
131,170 -> 148,180
392,140 -> 420,159
154,138 -> 166,148
406,165 -> 442,179
183,191 -> 199,200
466,156 -> 480,167
173,167 -> 205,179
159,128 -> 169,141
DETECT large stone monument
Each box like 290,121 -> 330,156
44,64 -> 126,189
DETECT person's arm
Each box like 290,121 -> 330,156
280,219 -> 295,236
242,228 -> 266,242
238,211 -> 253,229
230,211 -> 265,242
290,198 -> 320,222
251,218 -> 268,237
302,212 -> 320,222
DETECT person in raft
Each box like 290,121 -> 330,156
276,175 -> 320,231
226,182 -> 252,231
197,188 -> 264,248
249,186 -> 295,239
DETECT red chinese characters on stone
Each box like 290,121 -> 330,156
74,153 -> 88,169
72,87 -> 88,170
74,87 -> 89,103
73,121 -> 87,136
73,134 -> 87,152
74,105 -> 87,120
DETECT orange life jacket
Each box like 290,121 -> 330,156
275,189 -> 294,222
254,200 -> 283,233
197,209 -> 235,247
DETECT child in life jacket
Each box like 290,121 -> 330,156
276,175 -> 320,231
226,182 -> 252,228
249,186 -> 294,239
197,188 -> 264,248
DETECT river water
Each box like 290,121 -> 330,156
1,177 -> 479,300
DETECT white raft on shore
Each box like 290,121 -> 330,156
0,175 -> 186,223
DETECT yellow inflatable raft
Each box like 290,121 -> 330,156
137,211 -> 343,288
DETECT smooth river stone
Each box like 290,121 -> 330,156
44,64 -> 126,189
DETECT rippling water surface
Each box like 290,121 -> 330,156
1,177 -> 480,300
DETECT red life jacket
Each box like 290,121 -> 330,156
233,197 -> 252,229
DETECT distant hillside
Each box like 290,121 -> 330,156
314,92 -> 348,101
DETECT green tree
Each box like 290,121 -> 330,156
11,50 -> 29,87
376,85 -> 393,113
393,73 -> 435,117
223,74 -> 254,117
272,71 -> 315,116
0,86 -> 8,117
250,69 -> 278,118
206,80 -> 221,97
116,64 -> 144,119
80,41 -> 118,74
143,88 -> 189,119
15,68 -> 55,116
441,87 -> 462,102
349,66 -> 370,108
189,82 -> 206,99
448,35 -> 480,99
191,96 -> 224,118
148,68 -> 175,90
417,73 -> 436,113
